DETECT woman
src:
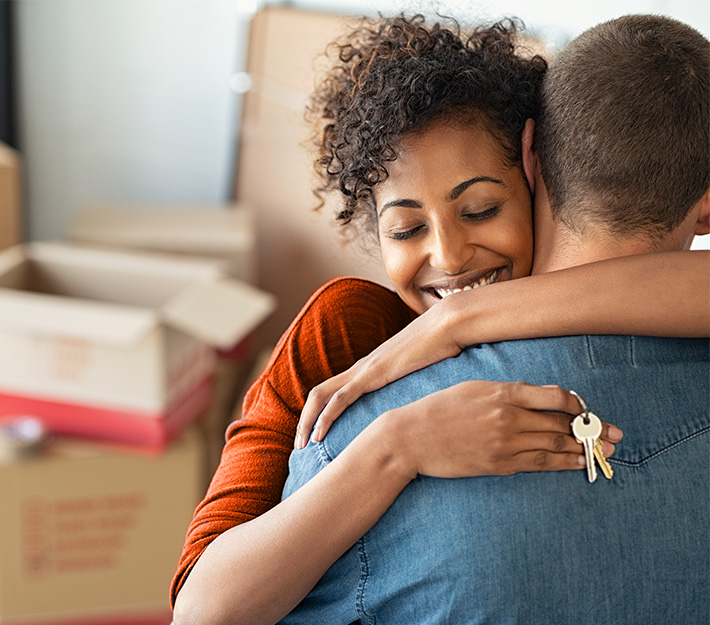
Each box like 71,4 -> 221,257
171,15 -> 707,625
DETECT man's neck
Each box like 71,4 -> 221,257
531,193 -> 664,274
532,230 -> 656,274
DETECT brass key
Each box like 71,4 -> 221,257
593,433 -> 614,480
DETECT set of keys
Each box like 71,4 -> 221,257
570,391 -> 614,483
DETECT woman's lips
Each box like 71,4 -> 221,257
428,268 -> 502,299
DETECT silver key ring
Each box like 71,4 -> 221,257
569,390 -> 590,423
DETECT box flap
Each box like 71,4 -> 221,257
163,279 -> 276,349
29,240 -> 225,282
70,205 -> 255,257
0,244 -> 25,275
0,289 -> 158,346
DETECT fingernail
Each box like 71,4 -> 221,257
602,442 -> 614,456
608,426 -> 623,442
543,384 -> 560,388
578,455 -> 586,466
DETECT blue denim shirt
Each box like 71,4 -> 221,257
281,336 -> 710,625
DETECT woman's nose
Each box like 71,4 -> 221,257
428,227 -> 473,274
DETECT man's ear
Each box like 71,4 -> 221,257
694,187 -> 710,236
521,118 -> 537,193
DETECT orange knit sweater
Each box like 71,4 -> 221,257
170,277 -> 417,606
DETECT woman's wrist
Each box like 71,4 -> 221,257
354,409 -> 420,485
428,291 -> 473,348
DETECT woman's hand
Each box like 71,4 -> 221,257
379,381 -> 623,480
296,299 -> 465,448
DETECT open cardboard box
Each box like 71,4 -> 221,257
67,204 -> 268,468
0,425 -> 203,625
0,242 -> 275,449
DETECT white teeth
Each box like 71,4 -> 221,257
434,269 -> 499,299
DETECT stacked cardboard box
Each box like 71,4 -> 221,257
0,241 -> 275,451
234,6 -> 391,348
0,211 -> 273,622
0,426 -> 204,624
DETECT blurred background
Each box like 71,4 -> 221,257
0,1 -> 707,623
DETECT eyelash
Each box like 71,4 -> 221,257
388,206 -> 501,241
389,226 -> 424,241
464,205 -> 501,221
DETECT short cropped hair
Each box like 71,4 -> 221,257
308,15 -> 547,238
536,14 -> 710,239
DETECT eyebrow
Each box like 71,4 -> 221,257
378,176 -> 505,217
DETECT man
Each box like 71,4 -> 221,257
283,14 -> 710,624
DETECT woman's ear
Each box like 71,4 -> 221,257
521,119 -> 537,193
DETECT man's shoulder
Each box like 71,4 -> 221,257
458,335 -> 709,369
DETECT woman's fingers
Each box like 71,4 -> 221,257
310,384 -> 364,442
600,421 -> 623,444
502,381 -> 582,415
501,383 -> 624,445
296,377 -> 342,448
507,449 -> 587,472
296,367 -> 369,448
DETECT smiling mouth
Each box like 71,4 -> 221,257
430,269 -> 501,300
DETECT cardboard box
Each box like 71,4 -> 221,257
68,204 -> 264,463
0,142 -> 21,251
234,7 -> 390,347
0,426 -> 204,624
0,242 -> 276,448
69,204 -> 256,283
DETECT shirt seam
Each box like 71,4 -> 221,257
611,425 -> 710,467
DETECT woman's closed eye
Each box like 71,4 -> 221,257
387,225 -> 425,240
462,205 -> 502,222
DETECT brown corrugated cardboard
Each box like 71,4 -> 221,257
69,204 -> 256,283
0,142 -> 21,251
0,243 -> 275,447
234,6 -> 390,348
0,426 -> 203,624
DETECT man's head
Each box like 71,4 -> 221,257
533,14 -> 710,247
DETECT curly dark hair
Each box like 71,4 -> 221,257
308,14 -> 547,238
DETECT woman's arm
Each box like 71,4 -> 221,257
170,278 -> 415,606
445,250 -> 709,342
173,381 -> 615,625
297,250 -> 709,446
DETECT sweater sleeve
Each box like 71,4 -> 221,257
170,277 -> 417,606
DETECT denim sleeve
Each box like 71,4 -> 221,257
282,439 -> 328,500
280,442 -> 362,624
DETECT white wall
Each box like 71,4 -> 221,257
15,0 -> 247,240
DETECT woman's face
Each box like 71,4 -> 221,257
375,121 -> 534,314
